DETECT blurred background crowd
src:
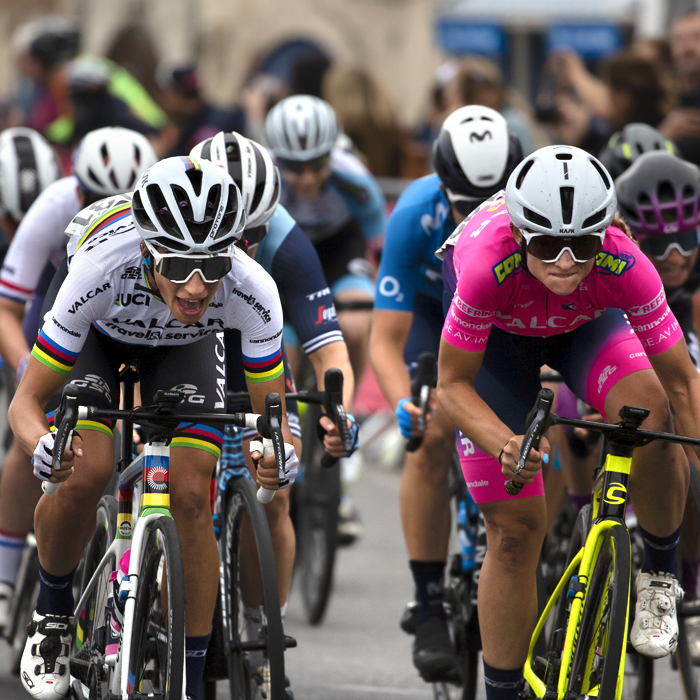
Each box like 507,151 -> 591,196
1,0 -> 700,188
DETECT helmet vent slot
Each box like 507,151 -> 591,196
661,207 -> 676,224
131,190 -> 157,232
87,167 -> 104,189
523,207 -> 551,229
100,144 -> 109,165
657,180 -> 675,204
185,169 -> 203,196
515,159 -> 535,189
133,145 -> 141,166
590,159 -> 611,189
560,187 -> 574,225
643,210 -> 658,226
555,153 -> 572,160
582,209 -> 606,229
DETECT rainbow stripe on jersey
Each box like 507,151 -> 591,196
171,423 -> 223,457
242,348 -> 284,383
31,330 -> 78,375
75,203 -> 132,253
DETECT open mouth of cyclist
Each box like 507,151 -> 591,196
176,297 -> 207,317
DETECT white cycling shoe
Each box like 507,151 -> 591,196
630,570 -> 683,659
20,611 -> 73,699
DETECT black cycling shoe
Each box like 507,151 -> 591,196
412,616 -> 460,683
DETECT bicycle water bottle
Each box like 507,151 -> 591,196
457,500 -> 475,572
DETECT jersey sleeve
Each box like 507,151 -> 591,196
270,224 -> 343,354
0,186 -> 69,304
603,233 -> 683,354
31,255 -> 113,375
374,204 -> 422,312
441,254 -> 497,352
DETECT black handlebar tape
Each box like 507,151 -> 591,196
406,352 -> 436,453
506,388 -> 554,496
321,368 -> 346,468
53,385 -> 81,470
264,393 -> 286,480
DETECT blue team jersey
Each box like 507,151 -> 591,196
375,174 -> 456,312
279,149 -> 386,245
255,204 -> 343,354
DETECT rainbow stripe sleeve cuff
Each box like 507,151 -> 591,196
46,409 -> 113,436
32,330 -> 79,375
171,423 -> 223,457
242,348 -> 284,383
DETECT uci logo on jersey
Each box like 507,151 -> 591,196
604,482 -> 627,506
492,252 -> 522,286
595,251 -> 635,276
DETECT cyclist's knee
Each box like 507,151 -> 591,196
405,446 -> 450,484
483,504 -> 546,569
264,487 -> 291,529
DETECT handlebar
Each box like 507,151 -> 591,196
320,369 -> 349,468
46,385 -> 288,503
505,389 -> 554,497
406,352 -> 436,453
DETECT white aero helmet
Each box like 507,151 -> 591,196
0,127 -> 60,221
505,145 -> 616,236
131,156 -> 246,254
265,95 -> 338,161
433,105 -> 523,199
73,127 -> 158,196
190,131 -> 280,229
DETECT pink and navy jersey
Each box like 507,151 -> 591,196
443,194 -> 683,355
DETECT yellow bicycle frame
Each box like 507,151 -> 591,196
523,453 -> 632,699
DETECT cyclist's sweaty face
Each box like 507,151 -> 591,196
511,224 -> 595,296
280,162 -> 331,201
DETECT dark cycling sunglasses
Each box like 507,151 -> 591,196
277,154 -> 330,174
145,242 -> 233,283
521,232 -> 605,264
638,229 -> 700,261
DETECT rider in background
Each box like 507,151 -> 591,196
370,105 -> 522,682
0,127 -> 156,635
265,95 -> 386,384
438,145 -> 693,700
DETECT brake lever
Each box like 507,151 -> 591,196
43,385 -> 81,495
321,368 -> 347,468
406,352 -> 436,453
256,393 -> 286,504
505,388 -> 554,496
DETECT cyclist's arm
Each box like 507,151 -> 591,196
648,338 -> 700,441
369,309 -> 413,409
0,296 -> 29,371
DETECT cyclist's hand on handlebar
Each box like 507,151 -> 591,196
500,434 -> 551,484
396,399 -> 427,440
251,443 -> 299,490
319,414 -> 359,458
32,431 -> 83,484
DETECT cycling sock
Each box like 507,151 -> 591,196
567,492 -> 591,517
185,632 -> 211,700
36,563 -> 76,616
639,525 -> 681,576
0,530 -> 27,587
483,659 -> 521,700
409,560 -> 446,625
682,558 -> 700,599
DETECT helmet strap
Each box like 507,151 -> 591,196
519,237 -> 531,275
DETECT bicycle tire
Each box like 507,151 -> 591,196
69,495 -> 118,699
295,401 -> 341,625
127,515 -> 185,700
9,542 -> 39,676
222,476 -> 285,700
568,523 -> 631,700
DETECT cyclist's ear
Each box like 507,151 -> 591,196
510,222 -> 523,243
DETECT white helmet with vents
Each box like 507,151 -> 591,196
265,95 -> 338,161
73,127 -> 158,196
190,131 -> 280,229
505,145 -> 616,236
0,127 -> 60,221
131,156 -> 246,254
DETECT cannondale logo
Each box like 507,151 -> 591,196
470,131 -> 492,142
147,467 -> 168,492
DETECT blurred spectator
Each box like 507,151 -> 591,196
240,73 -> 287,145
442,56 -> 544,155
156,62 -> 244,156
106,24 -> 161,103
68,56 -> 167,144
11,17 -> 80,140
659,11 -> 700,164
323,65 -> 403,176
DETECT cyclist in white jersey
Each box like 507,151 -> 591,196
11,156 -> 298,700
0,128 -> 156,635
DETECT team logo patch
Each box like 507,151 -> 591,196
119,521 -> 132,537
146,467 -> 169,492
595,251 -> 635,276
492,252 -> 522,285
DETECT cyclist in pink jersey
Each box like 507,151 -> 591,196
437,145 -> 696,700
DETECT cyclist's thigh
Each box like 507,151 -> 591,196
553,309 -> 652,419
459,327 -> 546,505
403,292 -> 442,379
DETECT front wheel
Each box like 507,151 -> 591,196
127,515 -> 185,700
568,524 -> 631,700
